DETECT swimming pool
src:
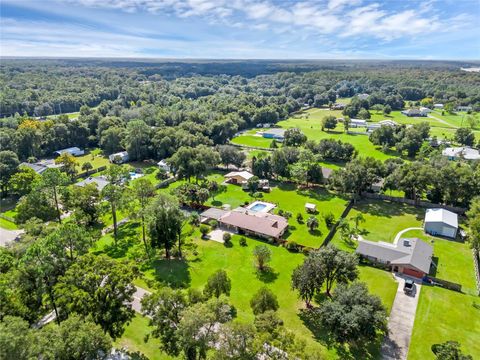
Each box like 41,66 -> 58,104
246,201 -> 276,213
129,172 -> 144,180
250,203 -> 267,212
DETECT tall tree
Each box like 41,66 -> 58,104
132,178 -> 156,255
218,145 -> 246,169
178,297 -> 234,360
317,282 -> 387,344
55,152 -> 78,178
101,165 -> 130,243
250,287 -> 279,315
252,245 -> 272,272
203,270 -> 231,299
123,120 -> 152,161
39,168 -> 69,223
0,150 -> 19,196
142,287 -> 188,357
146,193 -> 184,259
466,196 -> 480,251
55,254 -> 137,340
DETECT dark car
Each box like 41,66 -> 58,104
404,279 -> 415,295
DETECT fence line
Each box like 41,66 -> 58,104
321,199 -> 354,248
360,192 -> 467,214
473,249 -> 480,296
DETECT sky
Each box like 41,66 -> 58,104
1,0 -> 479,59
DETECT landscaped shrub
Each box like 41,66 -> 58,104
209,220 -> 218,229
239,237 -> 247,246
223,232 -> 231,243
199,224 -> 209,238
323,212 -> 336,229
144,167 -> 155,174
286,241 -> 300,252
296,213 -> 304,223
278,209 -> 284,216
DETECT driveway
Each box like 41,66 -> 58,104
0,228 -> 24,247
207,228 -> 235,243
132,286 -> 151,314
393,227 -> 423,245
381,274 -> 422,360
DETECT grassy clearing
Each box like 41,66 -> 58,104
330,200 -> 425,251
401,229 -> 477,294
0,218 -> 18,230
95,220 -> 398,359
409,286 -> 480,360
75,148 -> 110,171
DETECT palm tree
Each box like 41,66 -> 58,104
307,216 -> 319,232
81,161 -> 93,176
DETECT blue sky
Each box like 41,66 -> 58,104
1,0 -> 479,59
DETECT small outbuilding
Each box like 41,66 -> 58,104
424,208 -> 458,239
109,151 -> 129,164
157,159 -> 171,173
305,203 -> 317,213
54,147 -> 85,157
224,171 -> 254,185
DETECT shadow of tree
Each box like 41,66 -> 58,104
255,268 -> 279,284
143,258 -> 191,289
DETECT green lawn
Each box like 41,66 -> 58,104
75,148 -> 110,171
0,217 -> 18,230
330,200 -> 425,251
401,230 -> 477,294
231,108 -> 402,161
409,286 -> 480,359
0,197 -> 19,229
94,220 -> 398,359
115,315 -> 173,360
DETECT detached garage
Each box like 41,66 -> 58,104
424,208 -> 458,239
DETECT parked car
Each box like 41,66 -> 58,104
404,279 -> 415,295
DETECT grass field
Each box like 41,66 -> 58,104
94,220 -> 398,359
409,286 -> 480,359
75,148 -> 110,172
330,200 -> 425,251
231,108 -> 402,161
0,197 -> 19,229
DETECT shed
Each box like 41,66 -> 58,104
305,203 -> 316,213
157,159 -> 171,173
225,171 -> 254,185
424,208 -> 458,239
109,151 -> 129,164
54,147 -> 85,157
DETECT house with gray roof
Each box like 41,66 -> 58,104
75,176 -> 110,191
424,208 -> 458,238
356,238 -> 433,278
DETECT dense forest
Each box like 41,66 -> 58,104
1,59 -> 480,165
1,59 -> 480,117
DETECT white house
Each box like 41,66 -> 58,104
349,119 -> 367,127
357,93 -> 369,100
424,208 -> 458,239
456,106 -> 472,112
224,171 -> 254,185
54,147 -> 85,157
434,103 -> 444,109
442,147 -> 480,161
109,151 -> 129,164
157,159 -> 171,173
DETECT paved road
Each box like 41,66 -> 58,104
132,286 -> 151,314
0,228 -> 24,247
381,275 -> 422,360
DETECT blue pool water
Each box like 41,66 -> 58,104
250,203 -> 267,212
